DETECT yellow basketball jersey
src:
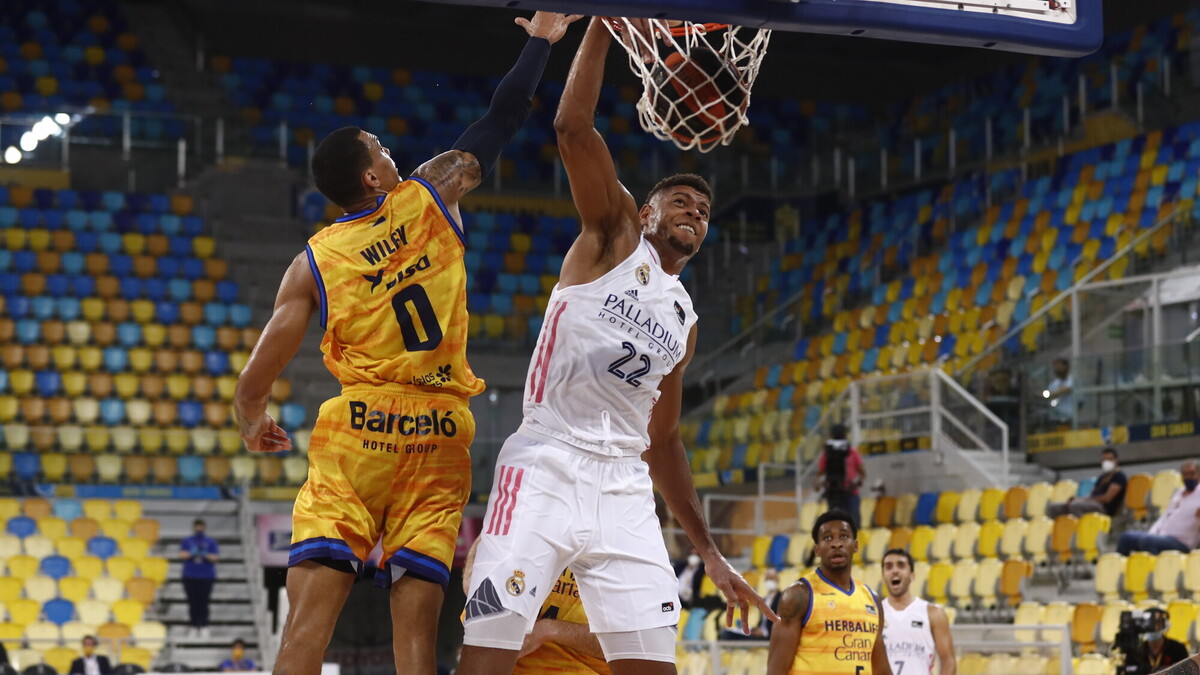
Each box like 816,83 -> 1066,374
789,569 -> 881,675
515,568 -> 610,674
306,179 -> 484,397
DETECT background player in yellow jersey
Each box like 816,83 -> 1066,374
232,12 -> 580,674
768,509 -> 892,675
463,540 -> 610,674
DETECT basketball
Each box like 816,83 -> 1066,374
648,47 -> 749,147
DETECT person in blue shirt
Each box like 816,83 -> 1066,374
180,518 -> 219,638
219,639 -> 256,671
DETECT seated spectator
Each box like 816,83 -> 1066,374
1117,460 -> 1200,555
69,635 -> 113,675
219,639 -> 257,671
1047,446 -> 1126,518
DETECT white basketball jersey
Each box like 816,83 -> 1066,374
519,236 -> 696,458
883,597 -> 937,675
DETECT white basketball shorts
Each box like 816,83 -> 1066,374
463,431 -> 681,638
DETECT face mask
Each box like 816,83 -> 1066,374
1184,479 -> 1199,492
764,580 -> 779,593
687,554 -> 701,567
83,646 -> 95,656
233,647 -> 245,660
1101,460 -> 1116,473
1145,631 -> 1164,642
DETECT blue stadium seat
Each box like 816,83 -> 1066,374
178,400 -> 204,428
35,370 -> 62,397
914,492 -> 940,526
15,319 -> 41,345
39,554 -> 71,580
144,278 -> 167,302
100,398 -> 126,426
43,598 -> 75,626
157,256 -> 181,277
179,455 -> 205,484
103,347 -> 129,372
116,322 -> 142,347
7,514 -> 37,537
45,275 -> 70,298
156,301 -> 180,324
229,304 -> 252,328
52,498 -> 82,521
168,278 -> 192,302
87,535 -> 118,559
182,257 -> 205,280
768,534 -> 790,568
204,303 -> 228,325
281,403 -> 306,431
192,325 -> 216,351
204,351 -> 229,375
31,296 -> 55,320
216,281 -> 239,303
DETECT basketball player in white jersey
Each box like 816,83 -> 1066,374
457,17 -> 776,675
881,549 -> 957,675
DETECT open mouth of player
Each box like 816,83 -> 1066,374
675,223 -> 697,236
889,577 -> 903,589
829,552 -> 847,563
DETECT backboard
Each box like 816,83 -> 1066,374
422,0 -> 1102,57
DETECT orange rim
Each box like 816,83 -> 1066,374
606,18 -> 729,37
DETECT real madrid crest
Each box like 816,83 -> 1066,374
506,570 -> 526,596
635,263 -> 650,286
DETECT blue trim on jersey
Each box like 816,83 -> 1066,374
799,577 -> 814,628
305,245 -> 328,329
288,537 -> 359,567
333,195 -> 386,223
376,547 -> 450,588
816,568 -> 856,597
407,176 -> 465,245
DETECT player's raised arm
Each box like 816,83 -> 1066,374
645,326 -> 779,630
554,18 -> 640,236
767,582 -> 809,675
233,252 -> 316,452
413,11 -> 581,208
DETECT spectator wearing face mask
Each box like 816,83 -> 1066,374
675,549 -> 706,609
1117,460 -> 1200,554
751,568 -> 783,638
1047,446 -> 1127,518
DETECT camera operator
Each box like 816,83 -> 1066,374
814,424 -> 866,526
1114,608 -> 1189,673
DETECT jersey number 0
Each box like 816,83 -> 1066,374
391,284 -> 443,351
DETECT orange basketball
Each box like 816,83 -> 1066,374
648,47 -> 748,146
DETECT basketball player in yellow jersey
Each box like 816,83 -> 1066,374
463,540 -> 610,674
232,12 -> 580,675
768,509 -> 892,675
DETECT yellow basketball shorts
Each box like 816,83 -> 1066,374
290,384 -> 474,588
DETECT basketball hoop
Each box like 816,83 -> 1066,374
604,18 -> 770,153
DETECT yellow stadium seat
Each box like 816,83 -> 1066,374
43,645 -> 78,673
23,575 -> 57,602
22,534 -> 55,558
925,562 -> 953,604
58,576 -> 91,603
120,537 -> 150,561
999,559 -> 1031,607
72,555 -> 104,581
111,598 -> 145,626
958,653 -> 987,675
23,619 -> 60,644
947,559 -> 976,609
998,518 -> 1028,559
6,554 -> 38,580
1151,550 -> 1185,601
1023,516 -> 1052,563
1124,473 -> 1152,522
81,499 -> 112,521
139,557 -> 169,584
55,536 -> 86,560
1100,601 -> 1134,644
1075,654 -> 1112,675
1166,599 -> 1197,645
909,525 -> 936,562
1124,552 -> 1155,602
132,619 -> 166,650
0,577 -> 21,604
1013,601 -> 1044,643
6,597 -> 40,624
1095,553 -> 1126,602
76,598 -> 111,626
60,620 -> 95,644
1076,513 -> 1110,563
126,577 -> 158,605
956,489 -> 981,523
91,576 -> 124,603
1149,470 -> 1182,518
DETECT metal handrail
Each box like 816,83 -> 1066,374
955,203 -> 1188,377
236,484 -> 275,669
936,369 -> 1010,485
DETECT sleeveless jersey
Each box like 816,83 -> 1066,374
305,179 -> 483,398
519,237 -> 696,457
883,597 -> 936,675
789,569 -> 882,675
515,568 -> 610,674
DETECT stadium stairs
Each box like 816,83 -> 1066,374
143,499 -> 263,667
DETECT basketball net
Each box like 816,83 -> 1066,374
604,19 -> 770,153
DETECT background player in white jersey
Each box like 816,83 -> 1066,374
881,549 -> 957,675
458,17 -> 776,675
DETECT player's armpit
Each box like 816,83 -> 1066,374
928,604 -> 957,675
411,150 -> 482,207
766,583 -> 808,675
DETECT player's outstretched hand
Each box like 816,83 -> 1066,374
515,12 -> 584,45
704,553 -> 782,632
241,414 -> 292,453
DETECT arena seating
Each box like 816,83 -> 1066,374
0,497 -> 167,671
680,121 -> 1200,480
723,469 -> 1200,670
0,0 -> 182,143
0,184 -> 311,486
